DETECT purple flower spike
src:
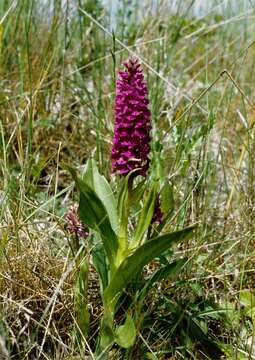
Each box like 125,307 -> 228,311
111,57 -> 151,176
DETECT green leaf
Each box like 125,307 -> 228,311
130,179 -> 146,206
115,315 -> 136,349
82,158 -> 94,188
73,173 -> 118,270
96,314 -> 115,355
82,158 -> 119,234
117,174 -> 131,253
132,181 -> 158,247
92,239 -> 109,290
138,258 -> 188,302
116,169 -> 140,216
117,176 -> 129,216
104,226 -> 194,305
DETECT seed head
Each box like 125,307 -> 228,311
65,203 -> 88,238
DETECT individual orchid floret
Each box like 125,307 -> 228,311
111,57 -> 151,176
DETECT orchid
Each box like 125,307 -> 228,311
68,57 -> 194,356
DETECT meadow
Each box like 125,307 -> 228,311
0,0 -> 255,359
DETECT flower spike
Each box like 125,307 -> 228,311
111,57 -> 151,177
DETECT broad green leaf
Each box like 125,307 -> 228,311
71,171 -> 118,270
104,226 -> 194,305
91,159 -> 118,234
115,315 -> 136,348
96,314 -> 115,355
82,158 -> 94,188
117,174 -> 131,252
130,179 -> 146,206
132,181 -> 158,247
138,258 -> 188,302
82,158 -> 118,234
117,176 -> 128,217
149,257 -> 187,284
74,258 -> 90,339
92,240 -> 109,290
117,169 -> 139,217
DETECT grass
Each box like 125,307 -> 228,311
0,0 -> 255,358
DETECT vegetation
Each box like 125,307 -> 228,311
0,0 -> 255,359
